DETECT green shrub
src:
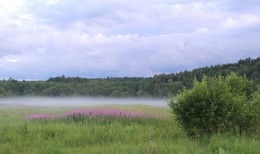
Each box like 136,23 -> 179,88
169,73 -> 259,137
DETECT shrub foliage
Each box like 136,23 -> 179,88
169,73 -> 259,137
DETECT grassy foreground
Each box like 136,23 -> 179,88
0,105 -> 259,154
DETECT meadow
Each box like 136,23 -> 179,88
0,104 -> 259,154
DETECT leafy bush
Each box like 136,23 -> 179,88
169,73 -> 259,137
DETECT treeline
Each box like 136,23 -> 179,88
0,57 -> 259,97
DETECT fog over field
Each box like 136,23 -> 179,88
0,97 -> 168,107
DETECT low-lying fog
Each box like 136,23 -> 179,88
0,97 -> 168,107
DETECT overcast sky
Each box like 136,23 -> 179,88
0,0 -> 259,80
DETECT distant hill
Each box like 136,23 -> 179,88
0,57 -> 259,97
154,57 -> 259,90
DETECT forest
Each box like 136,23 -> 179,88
0,57 -> 259,97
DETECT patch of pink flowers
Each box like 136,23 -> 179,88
64,109 -> 148,118
27,114 -> 54,120
27,109 -> 153,121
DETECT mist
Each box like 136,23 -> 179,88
0,97 -> 168,107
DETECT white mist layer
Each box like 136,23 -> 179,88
0,97 -> 168,107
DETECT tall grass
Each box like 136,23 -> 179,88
0,105 -> 259,154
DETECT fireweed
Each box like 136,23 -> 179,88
27,114 -> 54,120
27,109 -> 156,123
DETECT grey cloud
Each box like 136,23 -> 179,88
220,0 -> 260,13
0,0 -> 259,79
25,0 -> 219,35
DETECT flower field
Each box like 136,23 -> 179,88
0,105 -> 259,154
27,108 -> 156,124
28,109 -> 152,120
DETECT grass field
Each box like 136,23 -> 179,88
0,105 -> 259,154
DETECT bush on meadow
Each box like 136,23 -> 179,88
169,73 -> 259,137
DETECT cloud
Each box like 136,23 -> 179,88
220,0 -> 260,13
0,0 -> 259,79
220,15 -> 260,30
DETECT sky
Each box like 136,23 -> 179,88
0,0 -> 259,80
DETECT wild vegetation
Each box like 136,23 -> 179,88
0,105 -> 259,153
0,57 -> 259,153
0,57 -> 259,97
169,73 -> 260,137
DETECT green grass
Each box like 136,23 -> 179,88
0,105 -> 259,154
